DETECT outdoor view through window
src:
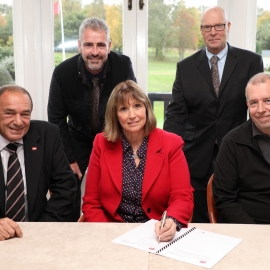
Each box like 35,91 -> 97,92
1,0 -> 270,126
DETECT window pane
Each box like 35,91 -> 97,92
148,0 -> 217,127
0,0 -> 14,86
257,0 -> 270,72
54,0 -> 122,67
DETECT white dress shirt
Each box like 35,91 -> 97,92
0,135 -> 29,221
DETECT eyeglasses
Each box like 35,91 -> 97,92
200,21 -> 228,32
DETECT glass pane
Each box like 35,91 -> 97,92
0,0 -> 14,86
54,0 -> 123,67
148,0 -> 217,127
257,0 -> 270,73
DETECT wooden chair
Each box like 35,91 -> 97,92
78,213 -> 85,222
207,174 -> 219,223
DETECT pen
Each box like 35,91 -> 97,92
158,210 -> 167,243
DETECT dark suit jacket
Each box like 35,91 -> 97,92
163,43 -> 264,179
213,119 -> 270,224
0,121 -> 76,221
82,128 -> 194,227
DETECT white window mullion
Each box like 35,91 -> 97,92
13,0 -> 54,120
123,0 -> 148,92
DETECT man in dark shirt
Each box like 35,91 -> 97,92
214,73 -> 270,224
48,17 -> 136,221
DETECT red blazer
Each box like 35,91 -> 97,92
82,128 -> 193,226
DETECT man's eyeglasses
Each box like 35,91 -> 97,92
200,21 -> 228,32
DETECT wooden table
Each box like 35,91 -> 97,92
1,222 -> 270,269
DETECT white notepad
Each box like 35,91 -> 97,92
112,219 -> 242,268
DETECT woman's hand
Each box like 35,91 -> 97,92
155,218 -> 176,242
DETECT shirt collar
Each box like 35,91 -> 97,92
252,121 -> 270,140
206,43 -> 228,63
0,135 -> 23,151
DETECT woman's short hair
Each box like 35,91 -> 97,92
104,80 -> 156,142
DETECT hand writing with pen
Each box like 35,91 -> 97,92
155,211 -> 177,243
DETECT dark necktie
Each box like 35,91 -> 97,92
210,55 -> 220,97
92,77 -> 100,133
5,142 -> 25,222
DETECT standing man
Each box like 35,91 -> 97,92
213,73 -> 270,224
0,85 -> 76,240
48,18 -> 136,221
163,6 -> 263,223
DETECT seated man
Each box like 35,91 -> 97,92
213,72 -> 270,224
0,85 -> 76,240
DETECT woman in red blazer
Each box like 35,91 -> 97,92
82,80 -> 193,242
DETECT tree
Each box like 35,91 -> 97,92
54,0 -> 86,46
0,4 -> 13,46
148,0 -> 174,60
256,10 -> 270,54
105,3 -> 122,51
84,0 -> 106,20
172,3 -> 200,60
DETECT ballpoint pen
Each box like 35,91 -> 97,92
158,210 -> 167,243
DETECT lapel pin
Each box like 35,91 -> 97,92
32,146 -> 37,151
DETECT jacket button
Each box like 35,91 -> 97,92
213,100 -> 217,105
77,126 -> 81,130
147,208 -> 151,213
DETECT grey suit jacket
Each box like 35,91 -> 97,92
164,43 -> 264,179
0,121 -> 76,221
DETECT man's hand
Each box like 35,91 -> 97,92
0,218 -> 23,241
155,218 -> 177,242
70,162 -> 83,180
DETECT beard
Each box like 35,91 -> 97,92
85,55 -> 105,72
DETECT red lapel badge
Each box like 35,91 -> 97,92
32,146 -> 37,151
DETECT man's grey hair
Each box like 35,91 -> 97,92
79,17 -> 110,43
245,73 -> 270,98
0,84 -> 33,111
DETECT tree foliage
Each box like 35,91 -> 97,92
148,0 -> 174,60
172,2 -> 200,60
256,10 -> 270,54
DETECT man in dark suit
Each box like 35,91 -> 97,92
0,85 -> 76,240
48,17 -> 136,221
163,6 -> 264,223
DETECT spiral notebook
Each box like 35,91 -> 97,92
112,219 -> 242,268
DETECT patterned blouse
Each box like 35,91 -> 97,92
117,134 -> 149,222
117,133 -> 183,230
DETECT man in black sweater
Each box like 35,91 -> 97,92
48,17 -> 136,221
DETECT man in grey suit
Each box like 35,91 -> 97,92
163,6 -> 264,223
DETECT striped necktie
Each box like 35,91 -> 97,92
5,142 -> 25,222
92,77 -> 100,133
210,55 -> 220,97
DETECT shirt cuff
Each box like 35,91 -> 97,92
166,216 -> 183,231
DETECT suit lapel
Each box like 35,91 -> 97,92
23,128 -> 42,219
142,129 -> 164,201
104,140 -> 123,194
197,49 -> 216,96
219,44 -> 238,95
